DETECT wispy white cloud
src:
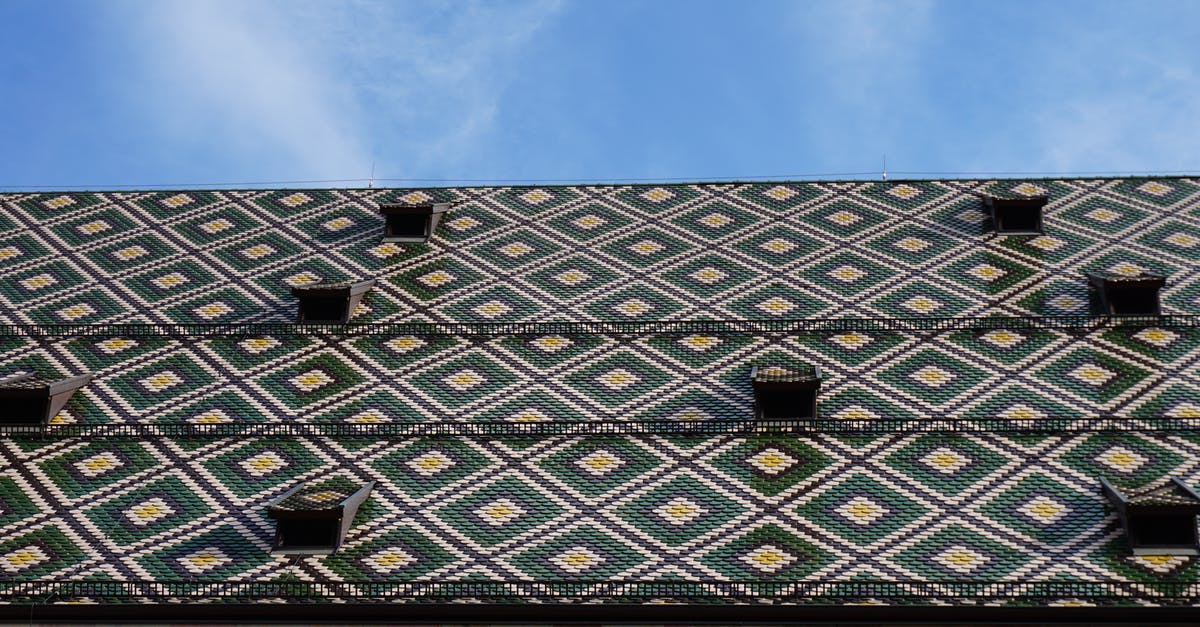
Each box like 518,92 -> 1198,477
100,0 -> 1200,183
800,0 -> 935,74
783,1 -> 1200,176
121,0 -> 562,182
127,1 -> 369,179
311,0 -> 563,178
784,0 -> 937,169
1029,42 -> 1200,173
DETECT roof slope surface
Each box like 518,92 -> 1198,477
1,178 -> 1200,607
1,179 -> 1198,326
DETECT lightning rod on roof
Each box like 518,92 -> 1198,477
369,161 -> 376,189
882,154 -> 888,181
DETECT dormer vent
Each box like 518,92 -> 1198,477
379,202 -> 451,243
1087,272 -> 1166,316
291,279 -> 376,324
0,371 -> 93,432
984,195 -> 1047,234
1102,477 -> 1200,555
267,480 -> 375,555
751,364 -> 822,421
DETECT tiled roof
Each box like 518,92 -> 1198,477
3,179 -> 1199,326
2,177 -> 1200,608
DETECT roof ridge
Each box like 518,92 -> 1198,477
1,172 -> 1198,194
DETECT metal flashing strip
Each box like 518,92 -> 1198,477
2,579 -> 1199,603
8,416 -> 1200,439
3,314 -> 1200,338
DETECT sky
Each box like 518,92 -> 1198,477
1,0 -> 1199,189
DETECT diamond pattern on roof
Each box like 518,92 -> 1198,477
2,179 -> 1198,324
2,179 -> 1200,606
1,325 -> 1198,427
6,428 -> 1200,592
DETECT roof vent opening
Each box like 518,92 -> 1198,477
1102,477 -> 1200,555
1130,515 -> 1195,547
267,480 -> 374,556
984,195 -> 1047,234
751,364 -> 822,421
1087,272 -> 1166,316
291,279 -> 376,324
0,372 -> 93,432
379,203 -> 451,243
275,519 -> 339,552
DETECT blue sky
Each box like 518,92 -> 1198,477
1,0 -> 1199,188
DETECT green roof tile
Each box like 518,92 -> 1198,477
1,178 -> 1200,607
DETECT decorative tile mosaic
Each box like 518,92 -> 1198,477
0,328 -> 1197,426
2,179 -> 1198,326
2,178 -> 1200,606
3,433 -> 1200,592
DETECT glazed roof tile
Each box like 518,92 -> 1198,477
2,178 -> 1200,608
2,179 -> 1198,327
